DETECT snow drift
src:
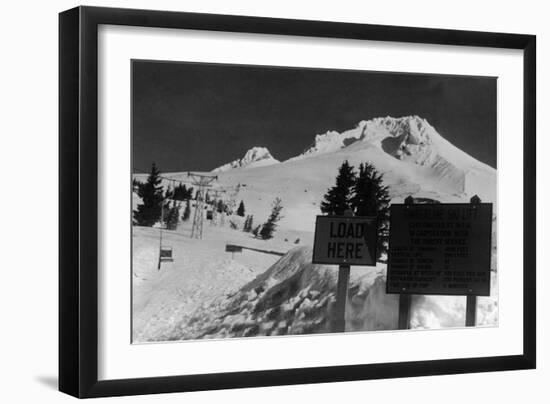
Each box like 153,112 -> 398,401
167,246 -> 497,340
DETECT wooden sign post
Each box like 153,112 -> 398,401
312,211 -> 377,333
465,295 -> 477,327
465,195 -> 482,327
387,195 -> 492,330
396,196 -> 414,329
334,264 -> 351,332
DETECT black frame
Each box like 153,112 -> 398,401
59,6 -> 536,398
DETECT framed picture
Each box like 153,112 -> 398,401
59,6 -> 536,398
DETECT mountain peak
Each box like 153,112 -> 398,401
213,147 -> 280,172
298,115 -> 445,160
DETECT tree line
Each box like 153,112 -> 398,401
132,163 -> 282,239
133,163 -> 191,229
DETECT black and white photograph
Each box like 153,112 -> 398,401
1,0 -> 543,401
131,60 -> 498,343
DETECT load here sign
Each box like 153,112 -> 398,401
312,215 -> 377,266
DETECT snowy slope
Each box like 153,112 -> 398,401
173,246 -> 497,340
152,116 -> 496,234
212,146 -> 280,172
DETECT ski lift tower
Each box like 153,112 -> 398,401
188,172 -> 218,239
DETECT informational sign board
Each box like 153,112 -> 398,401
312,216 -> 377,266
225,244 -> 243,253
387,203 -> 493,296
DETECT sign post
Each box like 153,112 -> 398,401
313,212 -> 377,333
334,264 -> 350,332
396,196 -> 414,329
387,195 -> 492,329
465,195 -> 482,326
465,295 -> 477,327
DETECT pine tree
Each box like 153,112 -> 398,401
133,163 -> 164,226
164,186 -> 173,200
164,201 -> 181,230
216,199 -> 225,213
243,214 -> 254,232
173,184 -> 188,201
320,160 -> 356,215
351,162 -> 391,260
260,198 -> 283,240
237,200 -> 246,217
252,224 -> 261,238
182,199 -> 191,221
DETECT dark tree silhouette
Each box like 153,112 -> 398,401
351,163 -> 391,260
163,200 -> 181,230
182,199 -> 191,221
320,160 -> 356,215
260,197 -> 283,240
173,184 -> 192,201
252,225 -> 261,238
237,200 -> 246,217
243,214 -> 254,232
133,163 -> 164,226
216,199 -> 225,213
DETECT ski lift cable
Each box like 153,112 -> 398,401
133,167 -> 196,186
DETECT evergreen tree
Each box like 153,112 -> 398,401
350,162 -> 391,260
216,199 -> 225,213
237,200 -> 246,217
260,198 -> 283,240
173,184 -> 188,201
133,163 -> 164,226
252,224 -> 261,238
161,200 -> 170,223
320,160 -> 356,215
182,199 -> 191,221
243,214 -> 254,232
164,186 -> 173,200
164,201 -> 181,230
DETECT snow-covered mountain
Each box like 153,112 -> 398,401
205,115 -> 495,231
139,116 -> 496,232
212,146 -> 280,172
292,115 -> 494,199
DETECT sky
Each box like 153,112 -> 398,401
132,60 -> 496,173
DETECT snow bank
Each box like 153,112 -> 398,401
182,246 -> 498,340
